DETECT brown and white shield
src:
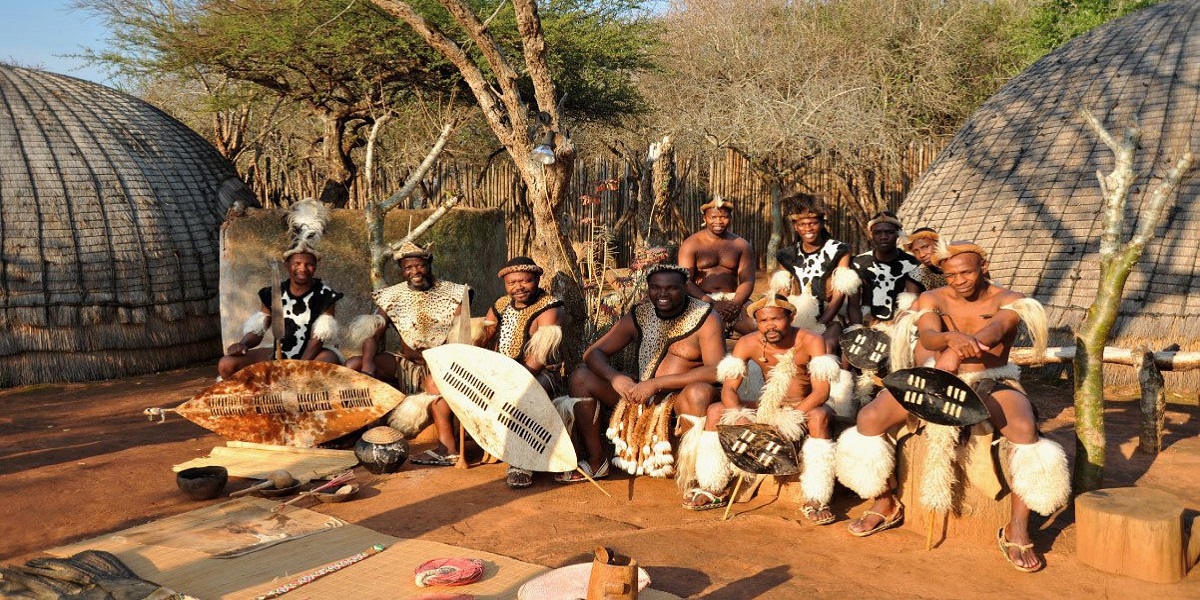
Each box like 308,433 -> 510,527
167,361 -> 406,447
717,424 -> 801,476
839,327 -> 890,371
423,344 -> 577,473
882,367 -> 990,427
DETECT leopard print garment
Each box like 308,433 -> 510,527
912,264 -> 947,291
631,297 -> 712,381
493,290 -> 563,361
372,280 -> 469,349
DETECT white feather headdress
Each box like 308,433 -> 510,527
282,198 -> 331,260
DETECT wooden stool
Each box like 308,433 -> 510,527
1076,487 -> 1188,583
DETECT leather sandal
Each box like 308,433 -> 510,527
800,503 -> 836,526
997,526 -> 1044,573
848,500 -> 904,537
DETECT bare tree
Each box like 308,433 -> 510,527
1072,108 -> 1194,492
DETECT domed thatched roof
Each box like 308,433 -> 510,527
899,1 -> 1200,383
0,65 -> 254,387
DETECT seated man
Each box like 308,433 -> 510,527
477,256 -> 566,488
904,227 -> 947,291
836,241 -> 1067,573
346,241 -> 473,466
678,196 -> 756,336
712,294 -> 842,522
560,264 -> 725,498
219,199 -> 342,379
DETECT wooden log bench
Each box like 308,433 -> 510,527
1076,487 -> 1189,583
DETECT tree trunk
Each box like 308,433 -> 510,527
365,200 -> 388,290
765,178 -> 784,271
318,112 -> 356,208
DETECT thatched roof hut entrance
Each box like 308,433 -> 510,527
0,65 -> 254,387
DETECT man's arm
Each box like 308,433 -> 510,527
625,314 -> 724,403
583,314 -> 640,397
522,306 -> 564,373
731,239 -> 756,306
796,335 -> 832,412
226,308 -> 269,356
478,306 -> 500,350
359,308 -> 393,375
972,292 -> 1024,349
916,297 -> 986,360
299,306 -> 336,361
818,254 -> 853,324
677,237 -> 711,301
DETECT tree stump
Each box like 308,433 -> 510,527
1076,487 -> 1188,583
895,424 -> 1012,544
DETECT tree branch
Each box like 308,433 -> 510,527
380,122 -> 456,212
1081,108 -> 1140,260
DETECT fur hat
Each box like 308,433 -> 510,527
699,195 -> 734,214
902,227 -> 939,251
497,256 -> 543,278
645,263 -> 691,281
393,240 -> 433,262
932,239 -> 988,268
866,210 -> 904,231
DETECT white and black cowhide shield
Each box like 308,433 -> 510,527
717,424 -> 801,476
839,327 -> 890,371
882,367 -> 990,427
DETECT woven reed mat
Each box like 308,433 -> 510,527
45,500 -> 681,599
49,498 -> 344,559
173,441 -> 357,481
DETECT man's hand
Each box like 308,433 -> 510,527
400,346 -> 426,365
713,300 -> 740,321
944,332 -> 988,359
225,342 -> 248,356
621,380 -> 660,405
610,374 -> 637,400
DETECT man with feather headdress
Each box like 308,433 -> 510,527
218,199 -> 343,379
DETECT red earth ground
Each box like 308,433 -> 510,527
1,364 -> 1197,598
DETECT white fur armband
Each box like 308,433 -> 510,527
716,354 -> 748,382
809,354 -> 841,382
311,314 -> 340,343
896,291 -> 918,314
345,314 -> 385,350
242,312 -> 269,337
789,292 -> 822,333
523,325 -> 562,366
832,266 -> 861,296
999,298 -> 1049,364
889,308 -> 931,372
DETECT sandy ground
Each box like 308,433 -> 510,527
1,364 -> 1197,599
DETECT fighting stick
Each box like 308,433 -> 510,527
574,466 -> 612,498
721,477 -> 746,521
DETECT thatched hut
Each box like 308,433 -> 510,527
0,65 -> 254,387
898,1 -> 1200,387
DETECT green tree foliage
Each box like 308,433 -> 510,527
1009,0 -> 1161,66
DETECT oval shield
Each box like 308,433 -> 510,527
717,423 -> 801,476
882,367 -> 990,427
840,327 -> 890,371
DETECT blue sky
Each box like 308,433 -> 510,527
0,1 -> 113,85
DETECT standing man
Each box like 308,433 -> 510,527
219,199 -> 342,379
713,294 -> 841,522
775,197 -> 860,354
677,196 -> 756,336
837,241 -> 1066,573
345,241 -> 473,466
477,256 -> 566,488
560,265 -> 725,503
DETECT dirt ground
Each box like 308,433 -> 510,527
1,364 -> 1197,599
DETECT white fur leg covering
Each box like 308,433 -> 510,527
695,430 -> 734,493
855,369 -> 877,407
385,392 -> 438,438
800,437 -> 836,506
828,369 -> 857,419
720,407 -> 757,425
716,354 -> 747,382
242,312 -> 269,337
552,395 -> 585,432
919,423 -> 960,512
832,265 -> 861,296
345,314 -> 385,351
1009,437 -> 1071,516
765,408 -> 808,443
311,313 -> 340,344
835,427 -> 895,499
674,414 -> 705,493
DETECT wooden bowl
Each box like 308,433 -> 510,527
259,482 -> 302,498
314,484 -> 360,503
176,466 -> 228,501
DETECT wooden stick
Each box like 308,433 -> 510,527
455,423 -> 468,469
574,467 -> 612,498
722,477 -> 746,522
926,508 -> 937,550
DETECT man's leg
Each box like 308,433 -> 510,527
217,348 -> 274,379
566,366 -> 620,474
313,349 -> 341,365
839,388 -> 909,534
673,383 -> 733,508
799,406 -> 837,524
822,321 -> 844,357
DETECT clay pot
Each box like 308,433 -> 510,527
176,466 -> 228,500
355,426 -> 409,474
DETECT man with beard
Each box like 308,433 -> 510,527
837,241 -> 1067,573
561,265 -> 725,505
477,256 -> 566,488
711,294 -> 841,523
346,241 -> 473,466
220,199 -> 342,379
678,196 -> 756,336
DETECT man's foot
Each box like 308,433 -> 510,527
411,449 -> 458,467
799,503 -> 836,525
681,488 -> 728,511
506,466 -> 533,489
847,496 -> 903,537
997,525 -> 1044,573
555,459 -> 610,483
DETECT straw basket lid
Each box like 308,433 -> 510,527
423,344 -> 577,472
361,426 -> 405,444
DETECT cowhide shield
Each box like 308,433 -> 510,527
882,367 -> 990,427
423,344 -> 578,473
176,361 -> 406,447
839,327 -> 890,371
716,424 -> 801,476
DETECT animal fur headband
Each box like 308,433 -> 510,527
646,263 -> 691,281
746,294 -> 797,318
867,211 -> 904,231
393,240 -> 433,262
497,256 -> 544,278
787,209 -> 825,222
933,240 -> 989,267
699,196 -> 734,214
282,199 -> 330,261
903,229 -> 939,250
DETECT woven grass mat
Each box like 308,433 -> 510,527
173,441 -> 357,481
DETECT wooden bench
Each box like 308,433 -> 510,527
1076,487 -> 1190,583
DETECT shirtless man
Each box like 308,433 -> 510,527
775,197 -> 860,354
713,294 -> 841,523
345,241 -> 473,466
477,256 -> 566,488
220,199 -> 342,379
564,264 -> 725,503
677,196 -> 756,335
837,242 -> 1067,573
